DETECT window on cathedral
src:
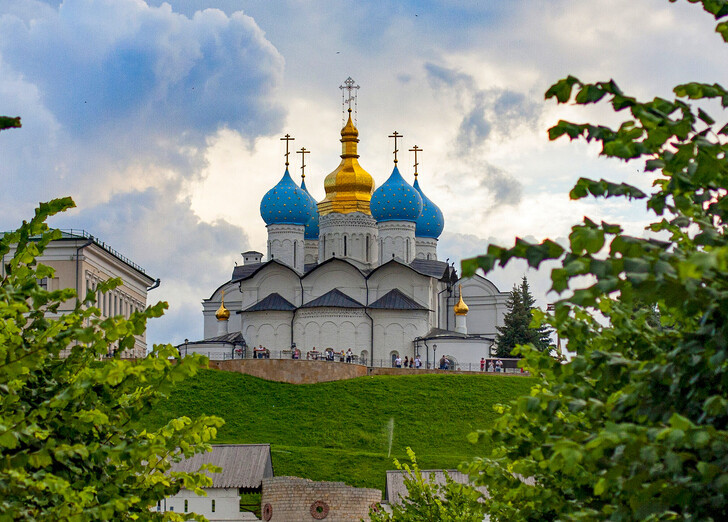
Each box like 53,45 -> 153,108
366,235 -> 370,261
343,235 -> 347,256
294,240 -> 297,266
184,500 -> 188,513
212,499 -> 216,513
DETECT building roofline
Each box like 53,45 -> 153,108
46,229 -> 155,283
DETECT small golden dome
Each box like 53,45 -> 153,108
453,285 -> 469,316
317,109 -> 375,216
216,290 -> 230,321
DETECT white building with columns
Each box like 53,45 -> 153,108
188,81 -> 510,369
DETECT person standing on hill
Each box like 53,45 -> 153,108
480,357 -> 485,371
415,355 -> 422,369
395,355 -> 402,368
404,356 -> 409,368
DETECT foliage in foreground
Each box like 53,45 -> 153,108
369,448 -> 485,522
0,197 -> 223,521
494,276 -> 552,357
458,1 -> 728,520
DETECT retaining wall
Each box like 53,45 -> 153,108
261,476 -> 381,522
208,359 -> 367,384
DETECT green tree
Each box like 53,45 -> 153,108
495,276 -> 551,357
459,1 -> 728,519
369,448 -> 485,522
0,196 -> 224,520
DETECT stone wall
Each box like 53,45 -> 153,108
208,359 -> 367,384
367,367 -> 529,377
261,477 -> 381,522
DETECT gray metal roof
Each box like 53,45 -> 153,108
369,289 -> 428,311
231,263 -> 264,281
385,470 -> 490,504
169,444 -> 274,489
243,293 -> 296,312
417,327 -> 494,341
304,262 -> 318,274
301,288 -> 364,308
408,259 -> 450,279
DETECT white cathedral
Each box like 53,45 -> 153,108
186,80 -> 511,369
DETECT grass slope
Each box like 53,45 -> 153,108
147,370 -> 534,492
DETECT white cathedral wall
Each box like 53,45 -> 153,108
367,263 -> 431,307
415,237 -> 438,260
302,260 -> 367,305
304,239 -> 318,264
453,275 -> 510,336
293,309 -> 370,354
203,282 -> 244,339
241,311 -> 292,351
266,223 -> 305,273
318,212 -> 378,268
247,265 -> 302,307
371,310 -> 428,364
377,221 -> 416,264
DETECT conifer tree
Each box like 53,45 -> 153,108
494,276 -> 551,357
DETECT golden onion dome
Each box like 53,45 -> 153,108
453,285 -> 469,316
215,290 -> 230,321
317,109 -> 375,216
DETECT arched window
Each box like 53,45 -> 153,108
293,240 -> 297,266
406,238 -> 410,262
343,235 -> 348,256
365,235 -> 370,261
212,499 -> 216,513
184,500 -> 188,513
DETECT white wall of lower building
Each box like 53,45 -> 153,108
160,487 -> 255,521
371,310 -> 428,363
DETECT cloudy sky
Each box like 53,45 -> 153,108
2,0 -> 726,346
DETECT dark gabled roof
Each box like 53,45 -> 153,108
304,263 -> 318,274
409,258 -> 450,279
231,263 -> 264,281
243,293 -> 296,312
301,288 -> 364,309
369,289 -> 428,311
182,332 -> 245,346
169,444 -> 274,489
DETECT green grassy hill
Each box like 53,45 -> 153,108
146,370 -> 534,492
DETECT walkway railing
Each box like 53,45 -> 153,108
194,350 -> 526,373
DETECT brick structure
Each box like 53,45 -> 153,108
261,476 -> 381,521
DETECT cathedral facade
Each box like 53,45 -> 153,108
193,88 -> 510,368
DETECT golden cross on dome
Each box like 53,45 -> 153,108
389,131 -> 403,164
280,134 -> 295,167
409,145 -> 422,177
297,147 -> 310,179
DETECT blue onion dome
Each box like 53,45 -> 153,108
260,169 -> 312,226
300,177 -> 319,239
413,177 -> 445,238
370,165 -> 423,222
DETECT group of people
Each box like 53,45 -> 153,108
253,345 -> 270,359
480,358 -> 504,372
394,355 -> 422,369
304,347 -> 356,363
